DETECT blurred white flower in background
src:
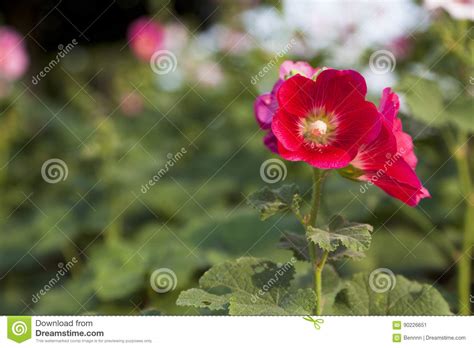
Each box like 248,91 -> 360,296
240,0 -> 428,64
163,22 -> 189,53
425,0 -> 474,20
362,67 -> 397,95
282,0 -> 428,66
197,24 -> 253,55
241,6 -> 294,54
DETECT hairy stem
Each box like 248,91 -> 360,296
308,167 -> 326,315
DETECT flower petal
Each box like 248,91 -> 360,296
302,145 -> 354,169
379,87 -> 400,126
313,69 -> 368,113
254,93 -> 275,129
277,75 -> 318,117
351,122 -> 398,171
278,142 -> 353,169
263,131 -> 278,154
271,108 -> 304,151
370,159 -> 431,206
279,60 -> 319,80
332,100 -> 382,150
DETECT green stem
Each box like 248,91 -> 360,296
459,203 -> 473,315
453,132 -> 473,316
309,168 -> 323,227
308,167 -> 327,315
315,250 -> 329,315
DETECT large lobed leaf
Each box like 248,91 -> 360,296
177,257 -> 315,315
331,272 -> 452,315
307,215 -> 372,254
248,184 -> 301,220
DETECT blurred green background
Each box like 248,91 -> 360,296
0,0 -> 472,315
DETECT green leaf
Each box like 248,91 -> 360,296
445,96 -> 474,132
229,288 -> 315,316
177,257 -> 315,315
140,308 -> 162,316
337,164 -> 365,181
248,184 -> 301,220
307,215 -> 372,253
177,289 -> 230,311
89,241 -> 146,301
332,272 -> 452,315
278,231 -> 309,261
399,75 -> 447,126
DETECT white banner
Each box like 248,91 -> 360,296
1,316 -> 472,347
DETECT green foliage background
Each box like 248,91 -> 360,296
0,0 -> 472,315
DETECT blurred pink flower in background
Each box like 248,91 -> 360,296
387,36 -> 412,60
120,91 -> 144,117
195,62 -> 224,88
0,26 -> 29,81
425,0 -> 474,20
127,17 -> 165,61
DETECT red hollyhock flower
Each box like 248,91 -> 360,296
271,69 -> 381,169
254,61 -> 319,153
350,88 -> 430,206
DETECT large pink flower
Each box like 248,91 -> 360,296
271,69 -> 381,169
254,61 -> 319,153
127,17 -> 165,61
0,27 -> 29,81
350,88 -> 430,206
